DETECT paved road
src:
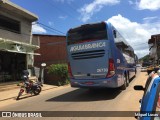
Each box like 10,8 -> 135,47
0,68 -> 148,120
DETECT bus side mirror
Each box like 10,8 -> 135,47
134,85 -> 145,91
113,30 -> 117,38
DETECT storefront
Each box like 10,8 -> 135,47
0,41 -> 40,83
0,51 -> 26,82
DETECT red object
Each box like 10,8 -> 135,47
106,58 -> 115,78
34,35 -> 67,67
85,82 -> 94,85
20,89 -> 24,93
68,62 -> 74,79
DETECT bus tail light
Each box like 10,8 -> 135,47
106,58 -> 115,78
68,62 -> 74,79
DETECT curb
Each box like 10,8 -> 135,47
0,84 -> 69,102
0,86 -> 19,92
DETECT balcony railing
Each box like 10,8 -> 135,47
0,29 -> 39,47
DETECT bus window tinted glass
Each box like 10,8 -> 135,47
67,23 -> 107,45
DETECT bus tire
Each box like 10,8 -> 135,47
121,75 -> 127,90
88,88 -> 97,92
135,68 -> 137,77
126,75 -> 129,87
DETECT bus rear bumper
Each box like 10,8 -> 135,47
70,75 -> 120,88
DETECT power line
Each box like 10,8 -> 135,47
36,22 -> 65,35
38,25 -> 63,35
1,7 -> 65,36
46,0 -> 97,23
32,22 -> 64,35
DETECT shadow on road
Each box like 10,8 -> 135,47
16,94 -> 39,101
130,75 -> 136,83
46,88 -> 122,102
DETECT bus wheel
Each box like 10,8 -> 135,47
135,69 -> 137,77
126,76 -> 129,87
121,75 -> 127,90
88,88 -> 96,91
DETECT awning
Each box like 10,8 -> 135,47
0,49 -> 40,55
0,37 -> 40,49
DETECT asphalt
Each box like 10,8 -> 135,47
0,82 -> 60,102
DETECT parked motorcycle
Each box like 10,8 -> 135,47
16,70 -> 42,100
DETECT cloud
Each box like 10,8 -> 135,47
143,16 -> 158,23
32,23 -> 47,34
108,14 -> 160,58
59,15 -> 68,19
78,0 -> 120,22
53,0 -> 65,3
128,0 -> 134,5
53,0 -> 74,4
48,21 -> 54,26
136,0 -> 160,11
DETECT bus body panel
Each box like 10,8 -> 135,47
70,74 -> 120,88
66,21 -> 136,89
67,40 -> 111,80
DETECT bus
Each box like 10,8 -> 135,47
66,21 -> 136,90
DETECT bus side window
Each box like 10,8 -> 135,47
113,30 -> 117,38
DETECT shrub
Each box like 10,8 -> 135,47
47,64 -> 69,86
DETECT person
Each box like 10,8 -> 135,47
22,70 -> 29,82
147,65 -> 154,75
154,65 -> 160,73
22,70 -> 32,93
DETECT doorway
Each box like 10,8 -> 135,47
0,51 -> 26,82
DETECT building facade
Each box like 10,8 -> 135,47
34,34 -> 67,67
148,34 -> 160,64
0,0 -> 39,82
33,34 -> 67,84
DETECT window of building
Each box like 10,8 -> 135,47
0,15 -> 20,33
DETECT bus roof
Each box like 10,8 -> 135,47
68,22 -> 106,33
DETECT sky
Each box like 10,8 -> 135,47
10,0 -> 160,58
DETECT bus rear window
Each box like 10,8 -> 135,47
67,22 -> 107,45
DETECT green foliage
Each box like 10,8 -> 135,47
139,54 -> 150,62
47,64 -> 69,86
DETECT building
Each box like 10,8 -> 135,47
34,34 -> 67,67
33,34 -> 67,84
148,34 -> 160,64
0,0 -> 39,82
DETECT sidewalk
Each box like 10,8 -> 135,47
0,83 -> 59,102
